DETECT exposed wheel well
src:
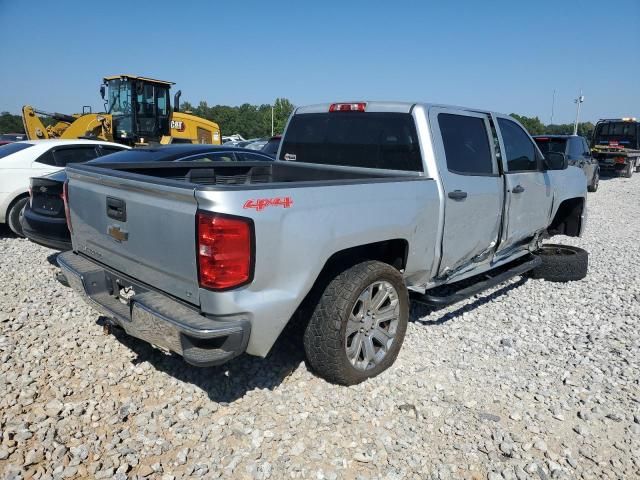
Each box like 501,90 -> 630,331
3,192 -> 29,223
283,239 -> 409,339
547,197 -> 584,237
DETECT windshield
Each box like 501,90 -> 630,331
0,143 -> 33,159
280,112 -> 423,171
107,79 -> 133,115
593,121 -> 638,147
534,137 -> 567,154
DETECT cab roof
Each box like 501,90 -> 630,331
102,75 -> 174,86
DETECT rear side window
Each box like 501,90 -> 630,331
438,113 -> 493,175
498,119 -> 538,172
279,112 -> 423,171
53,147 -> 100,167
0,143 -> 33,159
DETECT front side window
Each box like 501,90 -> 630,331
498,118 -> 538,172
279,112 -> 423,171
107,79 -> 132,115
438,113 -> 493,175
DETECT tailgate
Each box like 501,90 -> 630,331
67,168 -> 200,304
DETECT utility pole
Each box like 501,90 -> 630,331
573,91 -> 584,135
271,105 -> 274,137
550,89 -> 556,125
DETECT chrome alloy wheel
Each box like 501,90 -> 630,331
345,280 -> 400,371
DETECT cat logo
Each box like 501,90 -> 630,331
170,120 -> 185,132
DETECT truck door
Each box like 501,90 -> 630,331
429,108 -> 503,278
493,116 -> 553,255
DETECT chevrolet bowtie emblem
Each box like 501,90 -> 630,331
108,225 -> 128,242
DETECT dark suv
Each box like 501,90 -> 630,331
533,135 -> 599,192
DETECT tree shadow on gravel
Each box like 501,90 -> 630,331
97,316 -> 306,404
410,277 -> 527,325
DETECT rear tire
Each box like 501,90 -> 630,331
7,197 -> 28,237
635,160 -> 640,173
529,244 -> 588,282
303,261 -> 409,385
587,170 -> 599,192
623,162 -> 634,178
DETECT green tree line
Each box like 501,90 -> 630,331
180,98 -> 294,139
1,106 -> 594,140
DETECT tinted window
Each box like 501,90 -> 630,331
262,138 -> 281,156
534,137 -> 567,155
53,147 -> 99,167
178,153 -> 235,162
498,119 -> 538,172
279,112 -> 423,171
99,146 -> 127,155
438,113 -> 493,175
87,149 -> 158,164
568,138 -> 583,158
593,121 -> 638,146
235,152 -> 273,162
0,142 -> 33,159
34,150 -> 56,166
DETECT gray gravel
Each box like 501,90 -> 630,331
1,174 -> 640,480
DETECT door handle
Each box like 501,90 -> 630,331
511,185 -> 525,194
448,190 -> 468,200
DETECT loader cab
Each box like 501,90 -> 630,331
102,75 -> 173,145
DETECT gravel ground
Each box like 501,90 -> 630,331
1,174 -> 639,480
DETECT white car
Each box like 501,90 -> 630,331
0,139 -> 129,236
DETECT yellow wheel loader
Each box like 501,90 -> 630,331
22,75 -> 221,146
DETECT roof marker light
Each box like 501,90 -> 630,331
329,103 -> 367,112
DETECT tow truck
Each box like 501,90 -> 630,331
590,117 -> 640,177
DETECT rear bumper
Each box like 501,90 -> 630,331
21,208 -> 71,251
57,251 -> 250,367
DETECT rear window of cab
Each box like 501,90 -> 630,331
279,112 -> 423,172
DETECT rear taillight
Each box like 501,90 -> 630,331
62,180 -> 73,233
329,102 -> 367,112
197,212 -> 253,290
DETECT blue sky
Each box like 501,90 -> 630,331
1,0 -> 638,124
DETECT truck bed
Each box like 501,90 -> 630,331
71,160 -> 423,189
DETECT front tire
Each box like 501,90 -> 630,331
303,261 -> 409,385
529,244 -> 588,282
623,162 -> 634,178
7,197 -> 28,237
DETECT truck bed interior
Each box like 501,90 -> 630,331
72,161 -> 422,188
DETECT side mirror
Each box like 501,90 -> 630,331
544,152 -> 568,170
100,84 -> 106,100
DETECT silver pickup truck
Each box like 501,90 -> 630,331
58,102 -> 588,385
